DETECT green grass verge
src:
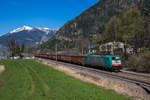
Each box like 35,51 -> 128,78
0,59 -> 132,100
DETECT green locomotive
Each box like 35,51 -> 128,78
84,55 -> 122,71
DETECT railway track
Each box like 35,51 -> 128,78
37,58 -> 150,93
121,70 -> 150,79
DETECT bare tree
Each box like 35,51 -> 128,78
76,36 -> 90,55
7,38 -> 25,57
7,39 -> 17,57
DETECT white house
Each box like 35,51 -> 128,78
99,42 -> 133,54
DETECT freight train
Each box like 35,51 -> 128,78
35,54 -> 122,71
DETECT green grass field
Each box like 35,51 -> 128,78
0,60 -> 132,100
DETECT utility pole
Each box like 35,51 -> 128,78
56,44 -> 58,65
112,17 -> 118,55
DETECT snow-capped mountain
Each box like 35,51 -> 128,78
10,26 -> 33,34
36,27 -> 53,35
0,26 -> 58,46
9,26 -> 58,34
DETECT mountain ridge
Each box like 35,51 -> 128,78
9,26 -> 58,34
0,26 -> 58,47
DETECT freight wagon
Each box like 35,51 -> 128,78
35,54 -> 122,71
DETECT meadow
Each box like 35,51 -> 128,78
0,60 -> 132,100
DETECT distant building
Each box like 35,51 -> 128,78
21,53 -> 34,59
89,45 -> 97,54
99,42 -> 133,54
0,56 -> 7,60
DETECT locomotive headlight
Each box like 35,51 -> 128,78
112,60 -> 116,64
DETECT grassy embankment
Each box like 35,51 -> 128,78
0,60 -> 132,100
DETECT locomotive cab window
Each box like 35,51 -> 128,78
112,57 -> 120,61
107,58 -> 109,61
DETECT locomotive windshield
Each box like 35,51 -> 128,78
112,57 -> 120,61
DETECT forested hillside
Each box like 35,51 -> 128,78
41,0 -> 149,50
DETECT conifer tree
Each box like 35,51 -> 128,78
104,16 -> 119,42
118,8 -> 145,53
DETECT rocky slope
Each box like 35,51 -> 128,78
41,0 -> 149,50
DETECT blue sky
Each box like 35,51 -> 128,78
0,0 -> 99,34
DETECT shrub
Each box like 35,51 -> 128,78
126,51 -> 150,73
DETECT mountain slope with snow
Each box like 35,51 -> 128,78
10,26 -> 33,34
0,26 -> 58,46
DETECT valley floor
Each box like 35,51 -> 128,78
0,60 -> 132,100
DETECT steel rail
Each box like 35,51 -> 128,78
121,71 -> 150,79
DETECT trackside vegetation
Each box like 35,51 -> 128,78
0,60 -> 132,100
